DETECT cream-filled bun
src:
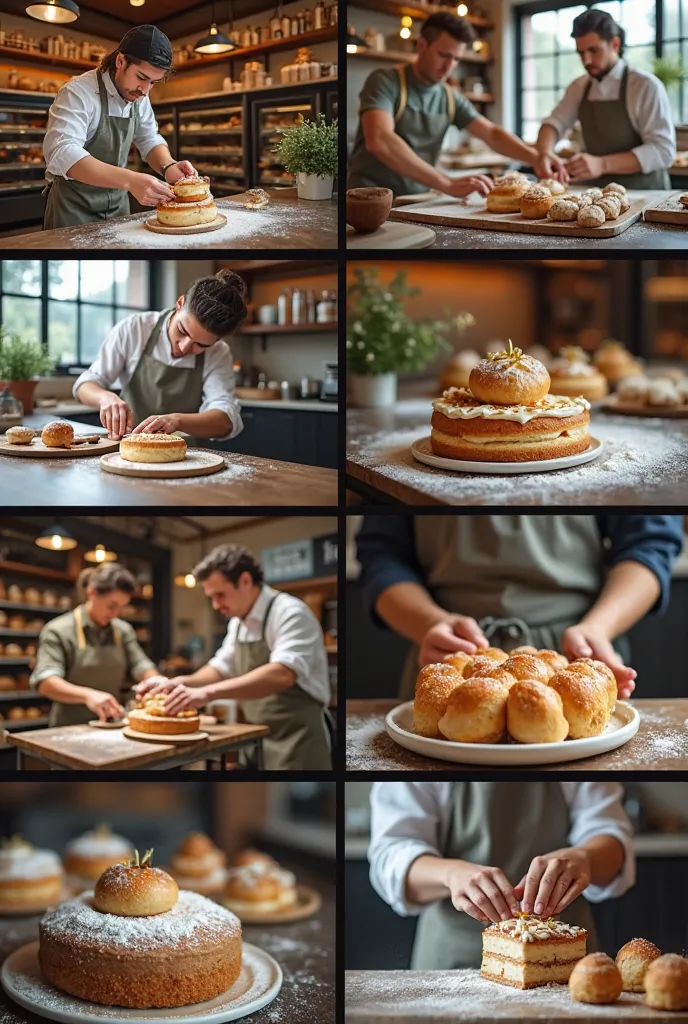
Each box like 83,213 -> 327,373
486,179 -> 528,213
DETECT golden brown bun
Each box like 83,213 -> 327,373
578,204 -> 606,228
128,708 -> 199,735
120,434 -> 187,464
507,679 -> 569,744
468,666 -> 517,690
486,180 -> 528,213
431,427 -> 591,464
548,199 -> 579,221
570,953 -> 623,1004
444,652 -> 473,675
414,673 -> 463,738
464,652 -> 508,678
597,195 -> 621,220
537,649 -> 569,673
5,426 -> 34,445
93,863 -> 179,916
415,662 -> 463,695
549,371 -> 609,403
568,659 -> 617,715
616,938 -> 662,992
644,954 -> 688,1010
603,182 -> 627,197
42,421 -> 74,447
176,832 -> 220,859
469,348 -> 550,406
548,669 -> 608,738
233,848 -> 278,868
510,645 -> 539,655
477,647 -> 509,665
438,678 -> 508,743
0,676 -> 16,692
502,654 -> 553,685
519,185 -> 554,219
171,174 -> 210,202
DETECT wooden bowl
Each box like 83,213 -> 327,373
346,187 -> 393,233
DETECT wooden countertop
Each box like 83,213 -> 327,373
346,699 -> 688,772
346,970 -> 688,1022
0,188 -> 337,250
346,401 -> 688,506
2,414 -> 337,507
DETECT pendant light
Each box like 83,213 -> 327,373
25,0 -> 79,23
84,543 -> 117,564
174,572 -> 197,588
130,0 -> 146,7
194,0 -> 235,55
35,520 -> 77,551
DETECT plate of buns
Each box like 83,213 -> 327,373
387,646 -> 639,765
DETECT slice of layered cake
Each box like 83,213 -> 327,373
481,913 -> 587,989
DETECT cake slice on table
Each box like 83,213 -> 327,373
481,913 -> 587,988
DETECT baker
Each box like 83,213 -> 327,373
537,10 -> 675,188
347,11 -> 567,199
356,514 -> 683,699
368,781 -> 634,968
136,543 -> 332,770
73,268 -> 246,441
29,564 -> 158,726
42,25 -> 197,228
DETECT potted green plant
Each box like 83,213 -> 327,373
652,56 -> 688,94
276,113 -> 338,200
0,327 -> 54,413
347,267 -> 472,407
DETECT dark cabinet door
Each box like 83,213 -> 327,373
206,407 -> 337,467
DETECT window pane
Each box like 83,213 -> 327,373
622,0 -> 655,46
80,304 -> 114,363
592,1 -> 622,23
527,10 -> 559,55
557,6 -> 587,49
115,260 -> 149,307
81,261 -> 115,303
48,260 -> 79,300
522,119 -> 541,144
1,296 -> 40,342
3,260 -> 41,297
665,0 -> 681,39
524,55 -> 557,89
47,300 -> 78,366
559,49 -> 584,85
626,44 -> 655,73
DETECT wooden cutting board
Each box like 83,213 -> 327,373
100,450 -> 225,478
601,394 -> 688,417
643,191 -> 688,225
390,189 -> 648,238
144,213 -> 227,234
347,221 -> 435,249
0,435 -> 118,458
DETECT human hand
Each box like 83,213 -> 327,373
442,173 -> 494,199
99,393 -> 133,439
163,683 -> 210,716
534,152 -> 569,184
133,674 -> 172,699
565,153 -> 605,182
446,861 -> 520,923
129,172 -> 175,206
562,622 -> 636,698
165,160 -> 196,182
514,846 -> 591,917
418,615 -> 489,668
85,689 -> 124,722
131,414 -> 182,435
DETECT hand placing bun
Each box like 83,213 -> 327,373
469,340 -> 551,406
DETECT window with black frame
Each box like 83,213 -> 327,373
0,260 -> 153,370
518,0 -> 658,142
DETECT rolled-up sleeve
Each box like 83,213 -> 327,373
357,516 -> 424,626
201,342 -> 243,440
564,781 -> 635,902
135,96 -> 167,161
600,515 -> 683,613
630,75 -> 676,174
43,82 -> 93,179
29,628 -> 68,688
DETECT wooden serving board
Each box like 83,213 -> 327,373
122,725 -> 209,743
225,884 -> 322,924
642,191 -> 688,225
347,221 -> 435,249
390,189 -> 648,238
144,213 -> 227,234
100,450 -> 225,478
601,394 -> 688,417
0,435 -> 118,458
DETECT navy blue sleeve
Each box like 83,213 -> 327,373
596,515 -> 684,614
356,516 -> 424,627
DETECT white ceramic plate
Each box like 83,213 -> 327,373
1,941 -> 281,1024
385,700 -> 639,765
410,435 -> 603,475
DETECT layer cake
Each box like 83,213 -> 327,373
481,914 -> 587,989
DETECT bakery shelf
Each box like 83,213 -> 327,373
0,127 -> 45,135
0,162 -> 44,172
0,601 -> 62,615
0,628 -> 40,638
1,717 -> 49,730
0,657 -> 33,665
0,44 -> 96,71
172,26 -> 338,74
239,322 -> 337,335
349,47 -> 492,65
0,692 -> 43,702
350,0 -> 493,29
194,167 -> 244,178
0,560 -> 74,582
272,574 -> 337,592
180,127 -> 243,134
178,148 -> 246,156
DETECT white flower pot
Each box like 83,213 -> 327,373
296,172 -> 333,200
349,372 -> 397,408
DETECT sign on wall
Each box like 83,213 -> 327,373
261,534 -> 338,582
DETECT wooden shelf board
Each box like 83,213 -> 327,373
0,692 -> 43,702
0,560 -> 74,582
271,574 -> 337,592
349,0 -> 493,29
172,26 -> 338,75
349,47 -> 492,65
0,44 -> 96,71
0,600 -> 61,615
239,322 -> 337,335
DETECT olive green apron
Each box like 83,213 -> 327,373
49,605 -> 131,727
120,309 -> 205,426
578,65 -> 670,189
347,64 -> 455,196
411,782 -> 597,969
399,515 -> 630,698
44,69 -> 140,229
236,593 -> 331,770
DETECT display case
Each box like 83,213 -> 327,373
0,90 -> 50,230
248,80 -> 336,188
177,102 -> 245,196
642,261 -> 688,363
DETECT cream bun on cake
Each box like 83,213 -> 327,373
0,835 -> 63,911
120,433 -> 187,463
167,832 -> 227,896
223,856 -> 298,915
171,174 -> 211,203
548,346 -> 609,402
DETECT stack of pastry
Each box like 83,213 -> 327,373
593,339 -> 644,385
0,835 -> 63,911
482,912 -> 588,988
120,433 -> 187,463
616,374 -> 688,410
167,832 -> 227,896
548,182 -> 630,228
157,175 -> 217,227
63,825 -> 134,893
430,340 -> 591,463
223,849 -> 298,915
413,645 -> 619,745
128,694 -> 200,736
548,346 -> 609,403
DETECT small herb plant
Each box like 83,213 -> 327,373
276,113 -> 338,179
652,56 -> 688,89
0,327 -> 54,380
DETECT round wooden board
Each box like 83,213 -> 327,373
100,450 -> 225,479
601,395 -> 688,418
346,221 -> 435,249
223,884 -> 322,924
144,213 -> 227,235
122,725 -> 209,744
0,436 -> 119,458
87,719 -> 126,729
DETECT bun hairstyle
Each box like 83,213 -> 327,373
571,10 -> 625,55
185,269 -> 248,339
77,563 -> 136,601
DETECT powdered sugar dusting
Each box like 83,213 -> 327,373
66,832 -> 132,859
0,847 -> 61,881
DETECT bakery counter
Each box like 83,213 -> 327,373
0,188 -> 337,250
346,400 -> 688,506
345,698 -> 688,772
345,970 -> 688,1023
1,413 -> 337,507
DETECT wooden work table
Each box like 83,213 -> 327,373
346,969 -> 688,1023
1,414 -> 337,507
0,188 -> 337,250
346,699 -> 688,772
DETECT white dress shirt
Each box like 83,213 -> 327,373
369,781 -> 635,916
44,68 -> 167,181
73,310 -> 243,440
542,59 -> 676,174
209,585 -> 331,705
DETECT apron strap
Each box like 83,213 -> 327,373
444,82 -> 456,123
145,309 -> 176,358
74,605 -> 87,651
581,77 -> 593,104
480,615 -> 532,647
260,591 -> 284,641
394,64 -> 408,123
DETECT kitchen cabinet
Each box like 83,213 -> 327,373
211,406 -> 338,468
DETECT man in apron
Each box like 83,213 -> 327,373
43,25 -> 198,229
368,782 -> 634,969
347,11 -> 566,198
73,269 -> 247,441
356,515 -> 683,700
29,565 -> 158,726
537,10 -> 674,189
136,544 -> 332,770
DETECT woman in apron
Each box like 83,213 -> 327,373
369,782 -> 634,969
30,564 -> 158,726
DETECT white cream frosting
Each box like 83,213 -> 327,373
495,915 -> 586,942
433,387 -> 590,423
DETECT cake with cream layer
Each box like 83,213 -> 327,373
481,914 -> 587,989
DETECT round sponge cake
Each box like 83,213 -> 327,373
120,434 -> 187,463
172,174 -> 211,202
157,197 -> 217,227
